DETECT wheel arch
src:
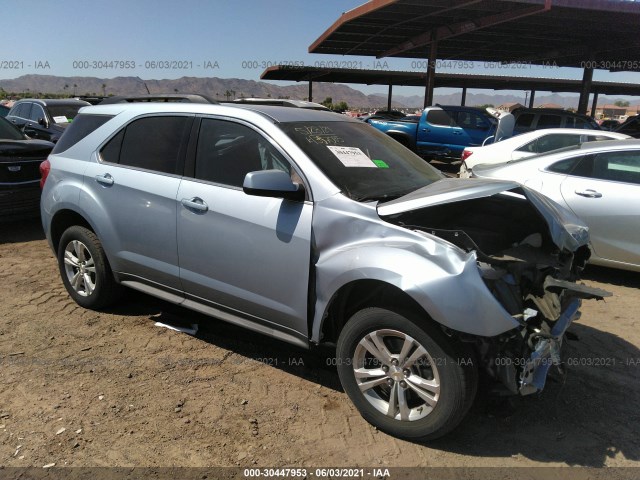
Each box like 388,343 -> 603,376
317,279 -> 435,346
386,131 -> 415,150
50,208 -> 95,253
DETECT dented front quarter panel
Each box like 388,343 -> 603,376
311,193 -> 521,342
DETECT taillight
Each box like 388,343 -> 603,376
461,149 -> 473,162
39,158 -> 51,189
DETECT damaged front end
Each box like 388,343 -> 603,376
379,179 -> 611,396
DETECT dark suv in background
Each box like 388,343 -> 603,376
615,115 -> 640,138
7,98 -> 91,143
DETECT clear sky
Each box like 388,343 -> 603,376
2,0 -> 640,100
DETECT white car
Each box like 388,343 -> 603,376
459,128 -> 630,178
471,139 -> 640,272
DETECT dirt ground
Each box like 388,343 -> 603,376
0,217 -> 639,471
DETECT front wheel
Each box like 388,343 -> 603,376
336,308 -> 477,441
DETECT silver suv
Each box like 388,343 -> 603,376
41,103 -> 607,440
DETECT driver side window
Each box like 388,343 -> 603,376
195,119 -> 293,187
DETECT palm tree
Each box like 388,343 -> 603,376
73,84 -> 78,96
230,90 -> 236,100
101,83 -> 107,96
224,90 -> 231,101
174,88 -> 178,94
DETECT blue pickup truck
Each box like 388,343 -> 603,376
367,106 -> 499,160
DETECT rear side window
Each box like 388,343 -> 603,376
426,110 -> 453,126
52,114 -> 114,154
29,104 -> 46,122
11,102 -> 31,119
536,115 -> 562,129
592,151 -> 640,184
456,111 -> 488,130
100,116 -> 191,175
515,113 -> 535,130
536,134 -> 582,153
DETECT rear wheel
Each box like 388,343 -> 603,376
58,226 -> 121,309
336,307 -> 477,441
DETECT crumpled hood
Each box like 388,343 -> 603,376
377,178 -> 589,252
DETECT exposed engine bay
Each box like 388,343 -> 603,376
384,188 -> 611,396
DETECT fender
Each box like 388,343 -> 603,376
384,130 -> 416,151
309,195 -> 520,342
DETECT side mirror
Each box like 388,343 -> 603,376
38,117 -> 49,128
243,169 -> 305,201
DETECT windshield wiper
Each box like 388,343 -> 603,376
352,193 -> 404,203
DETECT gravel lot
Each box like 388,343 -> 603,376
0,217 -> 639,472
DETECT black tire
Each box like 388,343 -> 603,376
336,307 -> 477,441
57,225 -> 121,310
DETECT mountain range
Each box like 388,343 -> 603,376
0,74 -> 636,111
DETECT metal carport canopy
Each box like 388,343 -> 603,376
261,66 -> 640,96
309,0 -> 640,69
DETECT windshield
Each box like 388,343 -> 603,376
280,121 -> 443,201
0,117 -> 26,140
48,105 -> 83,122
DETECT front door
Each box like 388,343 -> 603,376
177,118 -> 312,337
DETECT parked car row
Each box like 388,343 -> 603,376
367,106 -> 602,161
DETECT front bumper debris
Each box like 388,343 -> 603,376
519,298 -> 580,395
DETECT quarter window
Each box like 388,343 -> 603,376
53,114 -> 114,154
516,138 -> 538,153
548,156 -> 584,174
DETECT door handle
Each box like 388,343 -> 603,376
181,197 -> 208,212
421,128 -> 430,132
575,189 -> 602,198
452,130 -> 463,135
95,173 -> 114,186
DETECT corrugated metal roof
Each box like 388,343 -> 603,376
309,0 -> 640,71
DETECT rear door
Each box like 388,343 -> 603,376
417,109 -> 457,155
23,103 -> 50,141
176,117 -> 312,338
455,110 -> 493,146
560,150 -> 640,266
8,102 -> 31,130
81,114 -> 193,290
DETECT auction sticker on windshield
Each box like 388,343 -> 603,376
327,146 -> 376,167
